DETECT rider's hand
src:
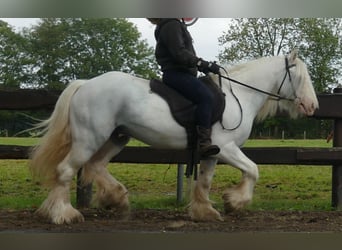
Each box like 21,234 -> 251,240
208,61 -> 220,75
197,59 -> 220,75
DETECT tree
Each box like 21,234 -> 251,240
0,18 -> 159,136
218,18 -> 341,93
298,19 -> 341,93
24,18 -> 158,89
0,21 -> 29,88
218,18 -> 341,139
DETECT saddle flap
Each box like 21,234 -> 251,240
150,79 -> 196,127
150,76 -> 225,129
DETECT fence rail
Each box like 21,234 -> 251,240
1,88 -> 342,208
1,145 -> 342,165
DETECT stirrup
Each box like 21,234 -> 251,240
199,144 -> 220,158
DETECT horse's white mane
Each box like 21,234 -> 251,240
225,56 -> 271,75
255,98 -> 281,122
216,55 -> 308,122
224,58 -> 282,122
255,56 -> 308,122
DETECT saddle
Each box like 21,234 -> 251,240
150,75 -> 226,148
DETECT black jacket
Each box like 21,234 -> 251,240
154,19 -> 199,76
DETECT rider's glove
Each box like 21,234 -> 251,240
197,59 -> 221,75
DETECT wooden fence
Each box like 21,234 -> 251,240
1,88 -> 342,208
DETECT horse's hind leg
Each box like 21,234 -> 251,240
189,158 -> 223,221
81,130 -> 130,217
37,151 -> 86,224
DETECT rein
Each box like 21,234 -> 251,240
217,57 -> 297,131
219,57 -> 296,102
220,74 -> 295,102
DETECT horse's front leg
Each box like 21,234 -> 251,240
219,142 -> 259,212
189,158 -> 223,221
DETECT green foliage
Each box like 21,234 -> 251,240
251,117 -> 332,139
0,110 -> 50,137
24,18 -> 158,88
0,21 -> 30,88
297,19 -> 341,93
0,18 -> 158,89
218,18 -> 341,93
0,18 -> 159,135
218,18 -> 341,139
219,18 -> 297,60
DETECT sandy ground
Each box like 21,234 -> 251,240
1,208 -> 342,233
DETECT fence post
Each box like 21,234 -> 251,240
332,88 -> 342,209
76,168 -> 92,208
176,164 -> 184,203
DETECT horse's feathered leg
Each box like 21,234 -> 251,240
30,80 -> 87,224
189,158 -> 223,221
36,151 -> 85,224
81,130 -> 130,217
218,142 -> 259,212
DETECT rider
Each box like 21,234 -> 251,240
147,18 -> 221,158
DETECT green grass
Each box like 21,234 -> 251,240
0,137 -> 38,146
0,137 -> 335,211
244,139 -> 332,148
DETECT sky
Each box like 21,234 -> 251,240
1,18 -> 231,62
130,18 -> 231,61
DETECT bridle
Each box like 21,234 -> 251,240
219,56 -> 297,102
217,56 -> 298,131
276,57 -> 297,100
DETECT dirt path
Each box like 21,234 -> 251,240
1,209 -> 342,233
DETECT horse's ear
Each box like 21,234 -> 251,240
288,49 -> 298,62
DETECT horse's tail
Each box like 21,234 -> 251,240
29,80 -> 86,187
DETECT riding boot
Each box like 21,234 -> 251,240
196,126 -> 220,158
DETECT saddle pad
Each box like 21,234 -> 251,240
150,75 -> 226,129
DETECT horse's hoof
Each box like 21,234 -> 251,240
192,212 -> 224,222
37,203 -> 85,224
189,203 -> 224,222
51,212 -> 85,225
223,201 -> 237,214
222,192 -> 250,213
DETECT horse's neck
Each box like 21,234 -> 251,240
223,57 -> 282,119
230,57 -> 281,92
